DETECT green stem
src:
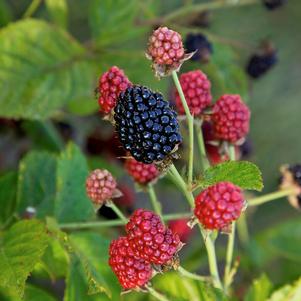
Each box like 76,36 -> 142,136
147,286 -> 171,301
23,0 -> 42,18
148,184 -> 162,217
106,202 -> 127,223
172,71 -> 194,188
248,188 -> 297,206
178,266 -> 209,282
237,213 -> 249,247
59,212 -> 192,230
195,122 -> 210,171
224,223 -> 236,291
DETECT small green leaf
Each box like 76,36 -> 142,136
245,274 -> 273,301
45,0 -> 68,28
268,277 -> 301,301
0,220 -> 49,297
0,172 -> 17,227
198,161 -> 263,191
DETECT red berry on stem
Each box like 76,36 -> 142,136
175,70 -> 212,116
125,158 -> 159,185
126,209 -> 181,265
194,182 -> 244,230
98,66 -> 131,114
212,95 -> 250,143
86,169 -> 117,205
108,236 -> 152,289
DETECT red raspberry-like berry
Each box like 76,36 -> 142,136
147,27 -> 185,66
169,219 -> 192,243
108,236 -> 152,290
98,66 -> 131,114
86,169 -> 117,205
175,70 -> 212,116
212,94 -> 250,143
194,182 -> 244,230
126,209 -> 181,265
125,158 -> 159,185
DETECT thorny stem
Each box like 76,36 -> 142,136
248,188 -> 298,206
148,184 -> 163,217
23,0 -> 42,18
223,144 -> 236,291
105,201 -> 127,223
195,121 -> 210,171
147,286 -> 171,301
59,212 -> 192,230
172,71 -> 194,188
178,266 -> 210,282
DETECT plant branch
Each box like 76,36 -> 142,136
147,286 -> 171,301
195,121 -> 210,171
106,201 -> 128,223
23,0 -> 42,18
178,266 -> 210,282
172,71 -> 194,188
148,184 -> 162,217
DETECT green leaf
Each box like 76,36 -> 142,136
268,277 -> 301,301
153,272 -> 228,301
45,0 -> 68,28
0,19 -> 94,119
67,96 -> 98,116
89,0 -> 140,46
0,0 -> 12,27
0,220 -> 49,297
55,143 -> 94,222
0,172 -> 17,227
17,151 -> 57,218
244,274 -> 273,301
198,161 -> 263,191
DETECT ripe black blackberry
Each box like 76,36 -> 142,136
184,33 -> 213,63
114,86 -> 182,164
263,0 -> 287,10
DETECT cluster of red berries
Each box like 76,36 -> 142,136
108,209 -> 182,290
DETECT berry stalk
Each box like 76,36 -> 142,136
147,286 -> 171,301
23,0 -> 42,18
106,201 -> 127,223
195,122 -> 210,171
248,187 -> 298,206
178,266 -> 210,282
172,71 -> 194,187
148,184 -> 163,217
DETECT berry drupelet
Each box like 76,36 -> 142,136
114,85 -> 182,164
125,157 -> 160,185
126,209 -> 181,265
175,70 -> 212,116
212,94 -> 250,143
97,66 -> 131,114
86,169 -> 117,205
108,236 -> 153,290
184,33 -> 213,63
263,0 -> 287,10
194,182 -> 245,230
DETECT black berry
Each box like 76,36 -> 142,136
114,86 -> 182,164
184,33 -> 213,63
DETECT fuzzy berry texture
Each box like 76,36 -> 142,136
86,169 -> 117,205
98,66 -> 131,114
169,219 -> 192,243
108,236 -> 152,289
212,94 -> 250,143
184,33 -> 213,63
147,27 -> 185,66
126,209 -> 181,265
125,158 -> 159,185
114,85 -> 182,164
175,70 -> 212,116
194,182 -> 244,230
263,0 -> 287,10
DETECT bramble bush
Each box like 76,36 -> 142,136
0,1 -> 300,301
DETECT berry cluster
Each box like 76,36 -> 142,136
125,157 -> 159,185
97,66 -> 131,114
114,85 -> 182,164
175,70 -> 212,116
108,209 -> 182,289
194,182 -> 245,230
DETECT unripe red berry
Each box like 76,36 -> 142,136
98,66 -> 131,114
212,94 -> 250,143
126,209 -> 181,265
125,158 -> 159,185
86,169 -> 117,205
147,27 -> 185,66
194,182 -> 244,230
175,70 -> 212,116
108,236 -> 152,289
